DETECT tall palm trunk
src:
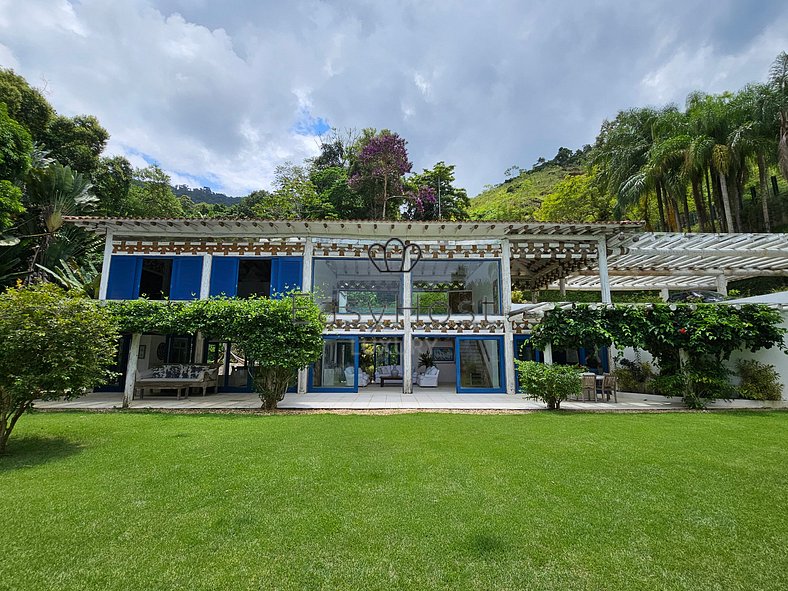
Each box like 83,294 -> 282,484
705,167 -> 717,232
718,171 -> 736,233
691,176 -> 708,232
655,182 -> 667,231
680,187 -> 692,231
757,152 -> 772,232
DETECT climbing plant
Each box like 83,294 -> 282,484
531,303 -> 785,408
107,294 -> 325,410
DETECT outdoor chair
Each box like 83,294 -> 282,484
580,374 -> 597,402
601,374 -> 618,402
416,366 -> 439,387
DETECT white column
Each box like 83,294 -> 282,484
501,239 -> 516,395
559,277 -> 566,299
660,287 -> 670,302
597,237 -> 612,305
543,342 -> 553,365
98,230 -> 114,300
402,243 -> 413,394
199,254 -> 212,299
298,238 -> 314,395
716,274 -> 728,296
123,333 -> 142,409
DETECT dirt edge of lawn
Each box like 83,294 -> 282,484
32,406 -> 788,417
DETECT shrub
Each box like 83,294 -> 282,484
0,283 -> 119,453
516,361 -> 581,410
737,360 -> 783,401
651,363 -> 736,409
613,359 -> 655,393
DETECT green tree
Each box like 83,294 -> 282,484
0,68 -> 54,141
236,189 -> 272,218
21,163 -> 99,279
199,296 -> 324,410
769,51 -> 788,182
252,163 -> 335,219
535,172 -> 613,222
43,114 -> 109,176
92,155 -> 133,216
310,166 -> 364,218
0,283 -> 119,453
0,103 -> 32,232
124,165 -> 185,217
729,84 -> 779,231
407,161 -> 469,220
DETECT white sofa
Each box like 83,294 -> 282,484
344,366 -> 370,387
374,365 -> 402,382
416,366 -> 440,387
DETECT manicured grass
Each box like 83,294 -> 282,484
1,411 -> 787,591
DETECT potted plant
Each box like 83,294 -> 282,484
418,352 -> 435,371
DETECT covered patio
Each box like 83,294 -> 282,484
34,388 -> 786,411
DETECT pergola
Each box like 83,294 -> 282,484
66,217 -> 788,301
555,232 -> 788,296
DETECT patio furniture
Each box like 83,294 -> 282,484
580,373 -> 598,401
344,366 -> 370,387
416,366 -> 439,387
601,374 -> 618,402
375,364 -> 403,386
134,364 -> 219,400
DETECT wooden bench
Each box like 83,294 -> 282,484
134,365 -> 219,400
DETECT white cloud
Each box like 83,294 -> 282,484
0,0 -> 787,197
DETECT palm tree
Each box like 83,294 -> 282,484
769,52 -> 788,182
729,84 -> 779,231
21,163 -> 98,281
593,107 -> 670,229
685,92 -> 741,233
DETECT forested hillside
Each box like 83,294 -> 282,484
468,147 -> 607,221
470,51 -> 788,232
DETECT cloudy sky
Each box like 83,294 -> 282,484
1,0 -> 787,197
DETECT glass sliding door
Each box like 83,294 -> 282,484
456,336 -> 505,393
310,336 -> 359,392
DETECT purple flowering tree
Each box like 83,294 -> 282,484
349,132 -> 412,219
406,186 -> 438,220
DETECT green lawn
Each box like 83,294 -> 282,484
1,411 -> 787,591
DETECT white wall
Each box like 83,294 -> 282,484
727,310 -> 788,400
617,309 -> 788,401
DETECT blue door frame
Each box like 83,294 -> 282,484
308,335 -> 360,393
455,335 -> 506,394
513,335 -> 543,393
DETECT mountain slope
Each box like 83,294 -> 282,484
468,164 -> 580,221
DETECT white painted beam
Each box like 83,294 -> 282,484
123,333 -> 141,409
98,231 -> 113,301
597,237 -> 612,304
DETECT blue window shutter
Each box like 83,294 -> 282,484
271,256 -> 303,298
170,257 -> 202,300
105,256 -> 142,300
209,257 -> 239,297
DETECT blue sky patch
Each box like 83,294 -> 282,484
292,109 -> 330,136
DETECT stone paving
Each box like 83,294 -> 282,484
35,387 -> 787,412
